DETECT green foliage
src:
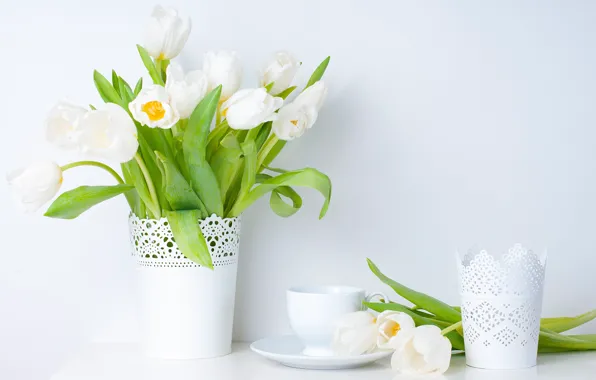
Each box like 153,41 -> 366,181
183,86 -> 223,216
228,167 -> 331,219
45,184 -> 134,219
305,56 -> 330,89
166,210 -> 213,269
276,86 -> 297,99
93,70 -> 123,107
367,258 -> 462,323
48,50 -> 334,266
136,45 -> 163,85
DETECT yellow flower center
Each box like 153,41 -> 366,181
372,318 -> 377,324
390,323 -> 401,337
142,101 -> 166,121
290,119 -> 298,126
158,52 -> 166,60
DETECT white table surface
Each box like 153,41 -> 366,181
50,343 -> 596,380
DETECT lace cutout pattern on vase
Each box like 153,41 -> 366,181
458,244 -> 546,367
458,244 -> 546,297
129,213 -> 241,268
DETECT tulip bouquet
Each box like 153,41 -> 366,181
7,6 -> 332,269
332,259 -> 596,375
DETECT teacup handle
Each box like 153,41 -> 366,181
362,292 -> 390,310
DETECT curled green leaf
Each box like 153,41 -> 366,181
367,258 -> 462,323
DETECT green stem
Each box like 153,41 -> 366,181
61,161 -> 124,184
256,135 -> 279,170
134,153 -> 161,218
441,321 -> 462,336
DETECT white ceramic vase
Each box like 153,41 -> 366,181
129,213 -> 241,359
457,244 -> 547,369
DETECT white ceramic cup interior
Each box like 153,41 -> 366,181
287,285 -> 382,357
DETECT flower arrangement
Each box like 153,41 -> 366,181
333,259 -> 596,375
7,5 -> 332,269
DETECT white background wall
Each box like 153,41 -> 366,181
1,0 -> 596,378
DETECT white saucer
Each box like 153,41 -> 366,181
250,335 -> 392,370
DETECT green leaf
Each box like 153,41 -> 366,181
229,167 -> 331,219
118,76 -> 134,103
541,310 -> 596,333
122,159 -> 157,218
237,139 -> 257,201
166,210 -> 213,269
89,104 -> 97,110
93,70 -> 123,106
111,70 -> 121,95
183,86 -> 223,216
256,173 -> 302,217
255,122 -> 272,151
367,259 -> 462,323
210,133 -> 243,201
121,163 -> 140,215
264,82 -> 275,92
305,56 -> 330,89
206,121 -> 231,161
45,184 -> 134,219
276,86 -> 297,100
365,302 -> 464,350
136,44 -> 163,85
263,166 -> 288,174
270,186 -> 303,217
155,152 -> 207,215
261,140 -> 287,168
539,329 -> 596,351
134,77 -> 143,95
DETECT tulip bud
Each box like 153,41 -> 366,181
165,62 -> 209,119
78,103 -> 139,163
143,5 -> 191,60
294,81 -> 327,111
203,51 -> 243,100
272,102 -> 317,141
332,311 -> 379,356
391,325 -> 452,375
7,160 -> 63,212
45,101 -> 87,149
221,88 -> 283,130
260,51 -> 300,95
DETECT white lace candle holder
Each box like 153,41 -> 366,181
457,244 -> 547,369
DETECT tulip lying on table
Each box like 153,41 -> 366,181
365,259 -> 596,354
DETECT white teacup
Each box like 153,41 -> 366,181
287,285 -> 386,356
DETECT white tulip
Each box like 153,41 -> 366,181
77,103 -> 139,163
129,85 -> 180,129
294,81 -> 327,111
376,311 -> 416,349
165,62 -> 209,119
272,102 -> 317,141
260,51 -> 300,95
391,325 -> 452,375
143,5 -> 191,60
7,160 -> 63,212
221,88 -> 283,130
332,311 -> 378,356
203,51 -> 243,100
45,101 -> 87,149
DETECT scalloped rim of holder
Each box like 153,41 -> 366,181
129,213 -> 241,268
457,243 -> 547,297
